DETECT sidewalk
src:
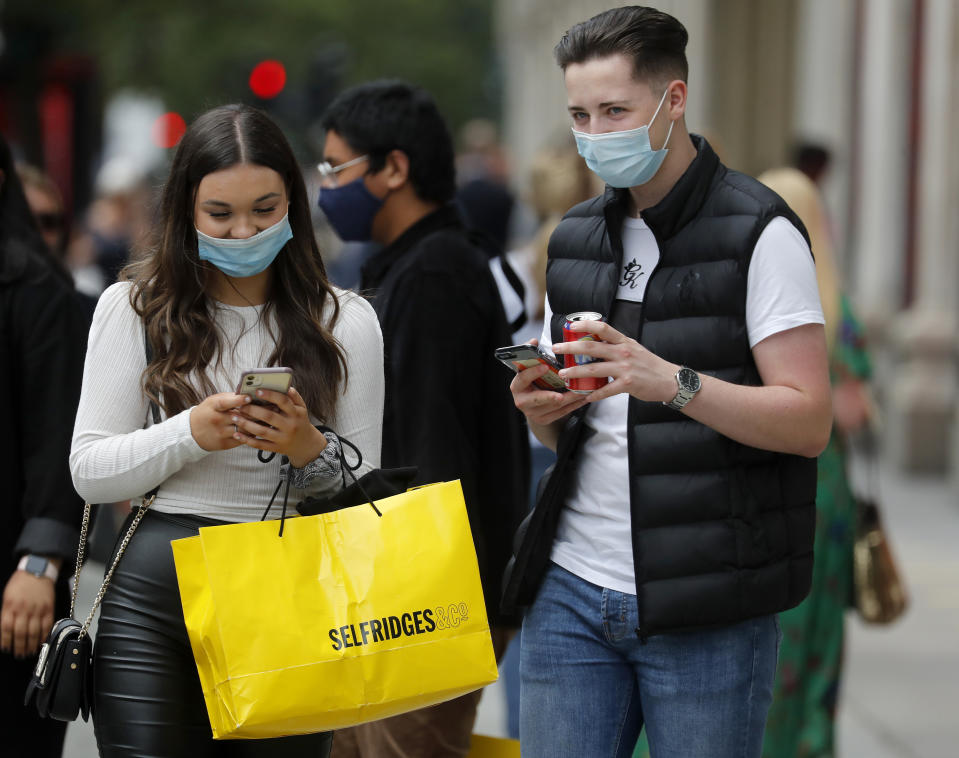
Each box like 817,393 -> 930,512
834,463 -> 959,758
476,461 -> 959,758
65,463 -> 958,757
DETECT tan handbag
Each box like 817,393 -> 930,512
848,424 -> 909,624
852,494 -> 908,624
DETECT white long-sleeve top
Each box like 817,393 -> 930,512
70,281 -> 384,522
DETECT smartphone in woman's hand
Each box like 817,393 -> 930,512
236,367 -> 293,410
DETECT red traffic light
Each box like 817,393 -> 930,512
249,60 -> 287,99
151,112 -> 187,149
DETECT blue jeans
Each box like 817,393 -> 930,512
520,563 -> 781,758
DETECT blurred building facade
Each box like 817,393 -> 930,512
496,0 -> 959,486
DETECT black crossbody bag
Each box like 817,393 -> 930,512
22,495 -> 154,721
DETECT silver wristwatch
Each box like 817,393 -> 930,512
664,366 -> 701,410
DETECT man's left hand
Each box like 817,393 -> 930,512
1,571 -> 55,658
553,319 -> 677,404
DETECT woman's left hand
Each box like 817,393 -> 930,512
231,386 -> 328,468
832,378 -> 872,435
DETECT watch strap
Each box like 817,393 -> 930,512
17,555 -> 59,582
666,389 -> 694,411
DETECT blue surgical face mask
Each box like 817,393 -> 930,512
572,89 -> 674,188
317,177 -> 384,242
195,213 -> 293,278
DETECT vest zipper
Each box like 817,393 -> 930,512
618,207 -> 661,645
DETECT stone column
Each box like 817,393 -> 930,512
705,0 -> 797,175
849,0 -> 912,324
792,0 -> 856,274
844,0 -> 913,473
653,0 -> 714,134
886,0 -> 959,474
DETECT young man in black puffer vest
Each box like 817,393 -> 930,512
501,6 -> 832,757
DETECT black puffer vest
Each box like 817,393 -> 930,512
502,136 -> 817,637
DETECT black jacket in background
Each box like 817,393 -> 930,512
360,205 -> 530,626
1,242 -> 87,574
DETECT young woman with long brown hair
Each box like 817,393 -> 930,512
69,104 -> 384,757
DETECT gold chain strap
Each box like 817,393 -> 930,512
69,503 -> 92,620
74,495 -> 156,640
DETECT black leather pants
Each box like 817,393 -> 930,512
93,510 -> 332,758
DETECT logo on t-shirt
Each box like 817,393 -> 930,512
619,258 -> 646,290
616,219 -> 658,303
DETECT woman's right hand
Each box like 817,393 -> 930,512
189,393 -> 253,451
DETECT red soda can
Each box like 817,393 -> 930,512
562,311 -> 608,394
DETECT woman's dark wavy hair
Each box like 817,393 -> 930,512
122,104 -> 346,422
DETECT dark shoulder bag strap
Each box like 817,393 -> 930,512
143,326 -> 162,433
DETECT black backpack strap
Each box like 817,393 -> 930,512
497,254 -> 528,333
467,228 -> 528,334
143,327 -> 161,498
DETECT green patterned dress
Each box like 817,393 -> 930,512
634,297 -> 871,758
761,296 -> 871,757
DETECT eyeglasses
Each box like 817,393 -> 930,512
316,155 -> 369,188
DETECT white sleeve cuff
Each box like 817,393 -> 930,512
181,406 -> 211,459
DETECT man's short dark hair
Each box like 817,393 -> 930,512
554,6 -> 689,87
321,80 -> 456,205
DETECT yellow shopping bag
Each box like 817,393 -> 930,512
171,480 -> 498,739
468,735 -> 521,757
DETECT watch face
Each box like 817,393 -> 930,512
678,367 -> 701,393
25,556 -> 49,575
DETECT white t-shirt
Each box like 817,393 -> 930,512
541,215 -> 824,593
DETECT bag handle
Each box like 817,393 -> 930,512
259,428 -> 382,531
69,422 -> 160,636
261,466 -> 294,536
71,496 -> 155,639
318,426 -> 382,517
847,423 -> 881,509
67,327 -> 162,635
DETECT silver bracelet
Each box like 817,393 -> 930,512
284,431 -> 342,489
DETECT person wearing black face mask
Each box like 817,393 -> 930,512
17,162 -> 99,323
318,80 -> 530,758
